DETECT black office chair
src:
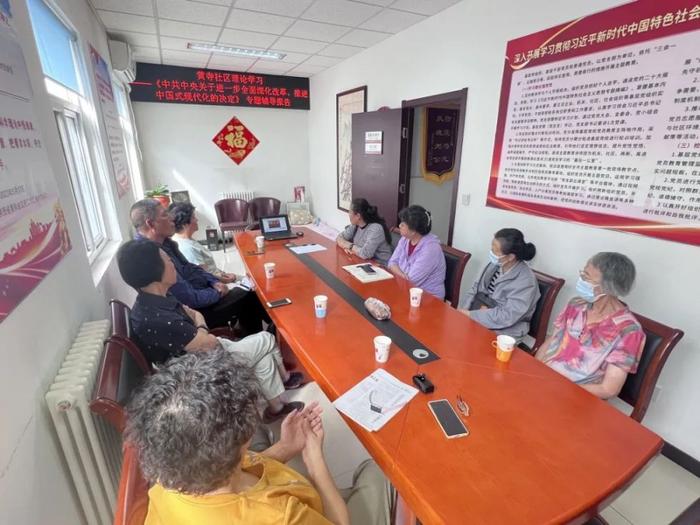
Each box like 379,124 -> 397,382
518,270 -> 565,354
442,245 -> 471,308
618,312 -> 683,422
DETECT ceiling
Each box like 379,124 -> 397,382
88,0 -> 462,77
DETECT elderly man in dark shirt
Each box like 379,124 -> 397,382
117,239 -> 304,423
129,198 -> 268,333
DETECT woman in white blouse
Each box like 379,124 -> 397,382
169,202 -> 237,283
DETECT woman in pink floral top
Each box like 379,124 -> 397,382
536,252 -> 645,399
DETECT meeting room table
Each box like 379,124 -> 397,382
236,228 -> 662,525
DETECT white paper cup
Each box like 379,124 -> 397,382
255,235 -> 265,249
409,287 -> 423,307
374,335 -> 391,363
314,295 -> 328,318
264,262 -> 276,279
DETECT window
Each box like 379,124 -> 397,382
27,0 -> 119,262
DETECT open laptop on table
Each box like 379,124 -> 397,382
260,215 -> 299,241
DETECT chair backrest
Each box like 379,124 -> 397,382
619,312 -> 683,422
249,197 -> 281,221
114,445 -> 149,525
442,245 -> 471,307
90,337 -> 151,433
214,198 -> 249,224
390,229 -> 401,251
528,270 -> 565,351
111,299 -> 133,340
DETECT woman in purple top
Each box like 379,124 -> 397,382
388,205 -> 446,299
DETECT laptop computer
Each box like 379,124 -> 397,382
259,214 -> 298,241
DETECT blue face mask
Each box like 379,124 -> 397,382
576,276 -> 597,302
488,250 -> 504,266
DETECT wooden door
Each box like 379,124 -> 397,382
351,108 -> 412,228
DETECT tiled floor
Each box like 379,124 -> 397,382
213,246 -> 700,523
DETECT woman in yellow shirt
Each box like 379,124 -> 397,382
126,349 -> 392,525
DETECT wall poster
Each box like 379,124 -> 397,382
0,12 -> 72,324
89,44 -> 130,198
336,86 -> 367,211
488,0 -> 700,246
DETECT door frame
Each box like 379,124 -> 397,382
401,88 -> 468,246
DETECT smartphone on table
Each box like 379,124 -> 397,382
428,399 -> 469,439
266,298 -> 292,308
359,264 -> 376,274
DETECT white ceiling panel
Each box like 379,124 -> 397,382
303,55 -> 342,67
90,0 -> 456,75
336,28 -> 389,47
207,55 -> 257,70
156,0 -> 229,26
233,0 -> 314,18
161,49 -> 210,66
91,0 -> 153,16
272,37 -> 327,54
318,43 -> 363,58
159,19 -> 221,41
218,29 -> 279,48
287,64 -> 327,76
285,20 -> 349,42
226,9 -> 294,35
391,0 -> 462,16
248,61 -> 295,74
302,0 -> 381,26
97,10 -> 157,33
109,31 -> 160,48
360,8 -> 426,32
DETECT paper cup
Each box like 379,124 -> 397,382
491,334 -> 516,362
264,262 -> 276,279
409,287 -> 423,307
314,295 -> 328,319
374,335 -> 392,363
255,235 -> 265,249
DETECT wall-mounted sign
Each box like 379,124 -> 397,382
212,116 -> 259,165
488,0 -> 700,246
88,44 -> 130,198
130,62 -> 310,110
0,18 -> 72,324
365,130 -> 383,155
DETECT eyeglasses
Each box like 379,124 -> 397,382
578,270 -> 601,286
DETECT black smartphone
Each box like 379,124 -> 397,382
266,298 -> 292,308
359,264 -> 376,274
428,399 -> 469,439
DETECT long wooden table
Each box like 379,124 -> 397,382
236,229 -> 662,525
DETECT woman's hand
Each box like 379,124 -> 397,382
301,404 -> 325,469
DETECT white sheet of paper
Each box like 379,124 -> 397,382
227,275 -> 256,291
289,244 -> 327,255
333,369 -> 418,432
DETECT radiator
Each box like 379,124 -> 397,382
46,319 -> 119,525
222,190 -> 255,201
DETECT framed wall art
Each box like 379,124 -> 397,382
336,86 -> 367,211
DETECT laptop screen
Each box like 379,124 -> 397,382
261,215 -> 290,234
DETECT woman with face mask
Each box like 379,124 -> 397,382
536,252 -> 646,400
459,228 -> 540,340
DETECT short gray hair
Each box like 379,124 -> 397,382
130,199 -> 161,232
589,252 -> 636,297
125,348 -> 261,494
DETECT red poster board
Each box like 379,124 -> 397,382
488,0 -> 700,245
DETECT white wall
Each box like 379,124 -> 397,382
308,0 -> 700,458
408,107 -> 455,243
0,1 -> 135,524
133,103 -> 310,238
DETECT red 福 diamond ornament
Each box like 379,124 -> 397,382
212,116 -> 259,165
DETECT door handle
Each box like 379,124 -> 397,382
399,183 -> 406,194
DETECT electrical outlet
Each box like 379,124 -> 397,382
652,385 -> 662,403
461,193 -> 471,206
